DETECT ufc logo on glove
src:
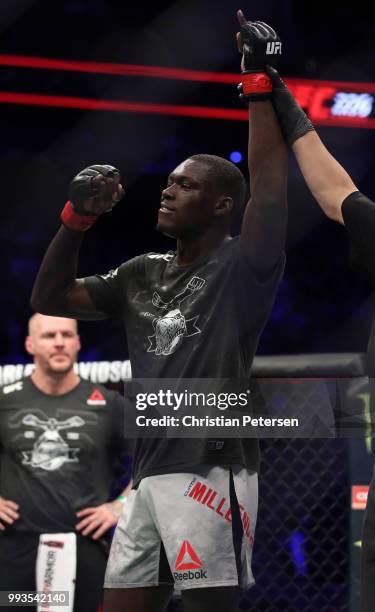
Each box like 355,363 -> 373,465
266,41 -> 282,54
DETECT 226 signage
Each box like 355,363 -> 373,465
287,78 -> 375,128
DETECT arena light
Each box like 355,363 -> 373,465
0,55 -> 374,128
289,531 -> 308,577
0,55 -> 239,83
0,92 -> 248,121
229,151 -> 243,163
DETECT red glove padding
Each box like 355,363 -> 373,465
60,201 -> 98,232
241,72 -> 272,100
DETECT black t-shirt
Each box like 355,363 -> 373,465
0,377 -> 128,533
85,236 -> 285,485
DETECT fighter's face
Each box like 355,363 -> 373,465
156,159 -> 220,238
25,315 -> 80,376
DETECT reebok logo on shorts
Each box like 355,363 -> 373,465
174,541 -> 207,581
175,540 -> 202,570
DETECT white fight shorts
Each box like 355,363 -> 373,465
105,464 -> 258,590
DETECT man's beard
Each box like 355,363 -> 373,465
45,357 -> 75,376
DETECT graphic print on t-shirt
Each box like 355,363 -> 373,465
141,276 -> 206,356
18,413 -> 85,471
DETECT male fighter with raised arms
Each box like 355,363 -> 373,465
31,11 -> 288,612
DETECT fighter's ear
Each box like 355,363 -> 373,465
214,195 -> 234,218
25,336 -> 35,356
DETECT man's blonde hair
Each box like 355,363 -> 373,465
28,313 -> 78,337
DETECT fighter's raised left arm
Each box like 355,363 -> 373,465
237,11 -> 288,273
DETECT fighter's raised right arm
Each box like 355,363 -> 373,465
30,165 -> 124,319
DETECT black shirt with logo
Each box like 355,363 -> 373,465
85,236 -> 285,486
0,377 -> 128,533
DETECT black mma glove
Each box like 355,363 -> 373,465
266,66 -> 315,145
238,20 -> 282,101
61,164 -> 120,231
